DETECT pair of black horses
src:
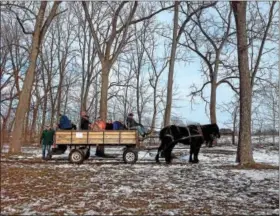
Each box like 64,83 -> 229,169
155,123 -> 220,164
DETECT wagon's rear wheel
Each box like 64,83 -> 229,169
123,148 -> 138,164
79,147 -> 90,160
69,149 -> 85,164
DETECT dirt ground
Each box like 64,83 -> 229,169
1,144 -> 279,215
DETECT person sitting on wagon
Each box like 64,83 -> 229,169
58,113 -> 72,130
106,119 -> 113,130
126,113 -> 149,137
113,119 -> 127,130
91,116 -> 106,131
80,111 -> 91,130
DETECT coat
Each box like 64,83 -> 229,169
80,116 -> 91,130
41,129 -> 55,146
59,115 -> 72,129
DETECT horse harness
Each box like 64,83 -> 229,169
163,125 -> 204,146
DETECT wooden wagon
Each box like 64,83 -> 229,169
52,130 -> 142,164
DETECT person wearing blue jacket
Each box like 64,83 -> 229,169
58,113 -> 72,130
113,119 -> 127,130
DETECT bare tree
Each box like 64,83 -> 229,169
9,2 -> 62,153
163,1 -> 217,126
82,2 -> 175,155
231,1 -> 254,165
182,3 -> 236,124
143,36 -> 169,132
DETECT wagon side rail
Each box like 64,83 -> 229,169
55,130 -> 139,147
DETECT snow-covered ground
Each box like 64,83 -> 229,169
1,142 -> 279,215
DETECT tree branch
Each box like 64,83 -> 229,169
116,4 -> 175,34
217,80 -> 239,94
177,2 -> 217,42
189,81 -> 211,96
251,1 -> 276,87
16,15 -> 33,34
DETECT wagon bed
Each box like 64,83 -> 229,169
53,130 -> 142,164
55,130 -> 140,147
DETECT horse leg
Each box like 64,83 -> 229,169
193,142 -> 202,163
155,143 -> 163,163
189,144 -> 194,163
208,138 -> 213,148
165,144 -> 175,164
163,137 -> 175,164
155,137 -> 168,163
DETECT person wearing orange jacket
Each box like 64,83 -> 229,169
91,116 -> 106,131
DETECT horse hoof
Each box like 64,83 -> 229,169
165,158 -> 172,164
192,160 -> 199,163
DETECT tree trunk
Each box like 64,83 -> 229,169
232,106 -> 238,145
151,90 -> 157,132
1,87 -> 15,149
24,99 -> 31,143
232,1 -> 254,165
96,63 -> 109,156
56,56 -> 66,119
210,83 -> 217,124
136,71 -> 141,124
99,63 -> 109,121
272,99 -> 276,145
30,100 -> 39,142
10,4 -> 46,152
164,1 -> 179,126
10,1 -> 61,153
94,76 -> 99,120
40,93 -> 47,137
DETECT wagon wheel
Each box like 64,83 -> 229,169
84,149 -> 90,160
79,147 -> 90,160
69,149 -> 85,164
123,148 -> 138,164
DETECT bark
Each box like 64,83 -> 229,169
151,87 -> 158,132
10,3 -> 47,153
40,93 -> 48,136
272,94 -> 276,145
164,1 -> 179,126
210,83 -> 217,124
96,64 -> 109,156
232,1 -> 254,165
232,106 -> 238,145
30,100 -> 39,142
99,64 -> 109,121
10,2 -> 61,153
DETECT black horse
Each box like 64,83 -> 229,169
155,123 -> 220,164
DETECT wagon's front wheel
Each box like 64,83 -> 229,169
69,149 -> 85,164
79,147 -> 90,160
123,148 -> 138,164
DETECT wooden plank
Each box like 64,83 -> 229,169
88,138 -> 103,144
72,131 -> 89,144
55,130 -> 138,145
